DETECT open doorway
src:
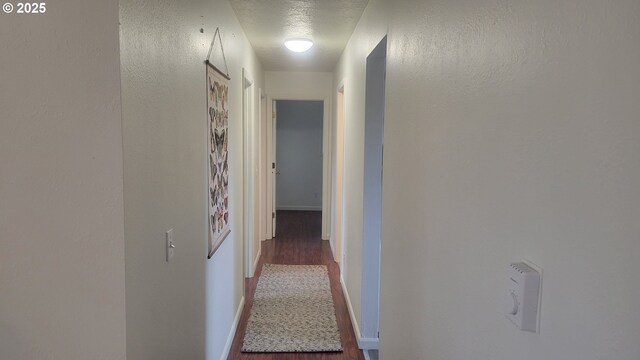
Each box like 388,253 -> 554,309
273,100 -> 324,236
360,36 -> 387,350
265,97 -> 331,240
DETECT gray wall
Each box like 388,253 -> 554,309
276,100 -> 324,211
0,0 -> 126,358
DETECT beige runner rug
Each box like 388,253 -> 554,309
242,264 -> 343,353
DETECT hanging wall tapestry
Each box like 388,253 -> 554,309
206,28 -> 231,258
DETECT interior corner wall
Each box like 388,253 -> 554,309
338,0 -> 640,359
119,0 -> 263,359
0,0 -> 126,359
331,0 -> 390,343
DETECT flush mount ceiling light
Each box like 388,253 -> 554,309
284,38 -> 313,53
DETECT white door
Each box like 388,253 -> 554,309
271,100 -> 277,238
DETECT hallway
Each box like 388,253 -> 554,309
228,211 -> 364,359
4,0 -> 640,359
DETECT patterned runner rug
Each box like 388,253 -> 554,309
242,264 -> 343,352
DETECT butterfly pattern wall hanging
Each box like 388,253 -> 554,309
206,61 -> 231,258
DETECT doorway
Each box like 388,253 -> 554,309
267,97 -> 331,242
360,36 -> 387,348
274,100 -> 324,224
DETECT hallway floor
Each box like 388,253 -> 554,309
228,211 -> 364,359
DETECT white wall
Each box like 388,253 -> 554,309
338,0 -> 640,359
119,0 -> 263,358
266,71 -> 334,100
332,1 -> 390,346
276,100 -> 324,211
0,1 -> 126,359
265,71 -> 333,239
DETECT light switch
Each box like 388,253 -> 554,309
506,261 -> 541,332
166,229 -> 175,262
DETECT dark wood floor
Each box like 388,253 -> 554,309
227,211 -> 364,360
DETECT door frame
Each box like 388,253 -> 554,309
270,100 -> 277,238
258,88 -> 267,249
242,68 -> 258,278
266,95 -> 331,241
332,83 -> 346,265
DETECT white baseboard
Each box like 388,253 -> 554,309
252,246 -> 262,277
329,237 -> 336,260
363,350 -> 373,360
340,276 -> 379,350
220,296 -> 245,360
340,276 -> 362,347
276,205 -> 322,211
359,337 -> 379,350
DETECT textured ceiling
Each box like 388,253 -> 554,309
229,0 -> 369,71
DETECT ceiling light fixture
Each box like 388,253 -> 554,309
284,38 -> 313,53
